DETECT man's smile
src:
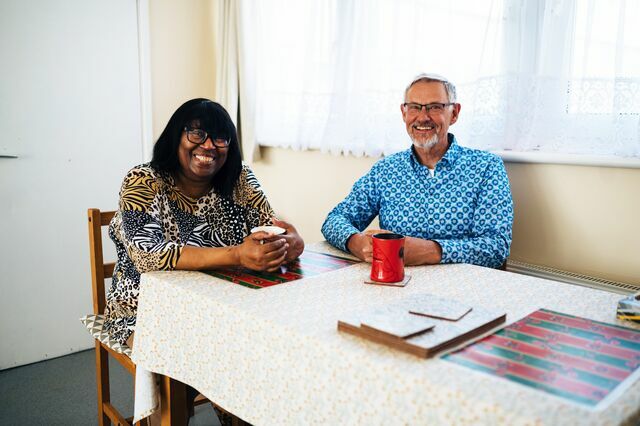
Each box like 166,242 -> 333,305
414,124 -> 434,131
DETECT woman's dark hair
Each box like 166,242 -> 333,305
151,98 -> 242,198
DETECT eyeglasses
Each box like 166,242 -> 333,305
402,102 -> 455,115
183,127 -> 230,148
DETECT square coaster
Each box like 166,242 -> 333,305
408,294 -> 472,321
360,309 -> 435,339
364,274 -> 412,287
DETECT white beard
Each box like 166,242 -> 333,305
412,133 -> 439,150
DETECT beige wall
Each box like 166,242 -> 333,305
149,0 -> 217,137
148,3 -> 640,286
507,163 -> 640,285
251,147 -> 378,239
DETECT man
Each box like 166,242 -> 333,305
321,73 -> 513,268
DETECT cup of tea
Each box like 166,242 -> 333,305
370,233 -> 405,283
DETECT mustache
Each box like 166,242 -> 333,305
413,119 -> 435,125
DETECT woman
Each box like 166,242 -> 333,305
104,98 -> 304,347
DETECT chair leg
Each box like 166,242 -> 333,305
95,342 -> 111,426
159,375 -> 187,426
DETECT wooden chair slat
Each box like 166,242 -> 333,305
100,210 -> 116,226
103,401 -> 131,426
104,262 -> 115,279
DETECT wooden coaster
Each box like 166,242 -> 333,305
364,274 -> 412,287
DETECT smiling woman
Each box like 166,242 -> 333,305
104,98 -> 305,348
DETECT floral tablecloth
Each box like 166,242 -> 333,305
132,242 -> 640,425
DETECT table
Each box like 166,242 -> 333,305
131,242 -> 640,425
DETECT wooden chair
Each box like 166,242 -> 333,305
86,208 -> 188,426
86,208 -> 248,425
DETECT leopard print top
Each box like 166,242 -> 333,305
103,163 -> 274,344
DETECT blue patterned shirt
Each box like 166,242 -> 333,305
321,134 -> 513,268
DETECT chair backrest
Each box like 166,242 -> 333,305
87,208 -> 116,315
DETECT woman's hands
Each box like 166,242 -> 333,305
234,232 -> 289,272
176,219 -> 305,273
271,218 -> 304,262
234,219 -> 304,271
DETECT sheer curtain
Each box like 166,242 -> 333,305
237,0 -> 640,158
215,0 -> 262,162
457,0 -> 640,157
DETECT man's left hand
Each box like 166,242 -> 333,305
404,237 -> 442,265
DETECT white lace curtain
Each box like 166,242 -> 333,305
229,0 -> 640,159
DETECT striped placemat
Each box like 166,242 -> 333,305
204,250 -> 359,289
444,309 -> 640,407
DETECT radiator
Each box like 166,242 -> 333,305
506,260 -> 639,295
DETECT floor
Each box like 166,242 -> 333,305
0,349 -> 220,426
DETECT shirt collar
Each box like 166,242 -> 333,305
408,133 -> 460,169
440,133 -> 461,165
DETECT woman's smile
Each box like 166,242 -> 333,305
193,151 -> 216,166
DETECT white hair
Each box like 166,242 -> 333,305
404,73 -> 457,103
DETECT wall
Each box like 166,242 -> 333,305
250,148 -> 377,235
507,162 -> 640,285
251,147 -> 640,286
148,0 -> 217,144
0,0 -> 144,369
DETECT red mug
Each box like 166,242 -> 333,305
370,233 -> 405,283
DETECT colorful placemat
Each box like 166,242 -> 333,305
204,250 -> 359,289
444,308 -> 640,408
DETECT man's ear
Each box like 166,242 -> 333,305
449,103 -> 461,125
400,103 -> 407,122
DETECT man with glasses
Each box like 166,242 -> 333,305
321,73 -> 513,268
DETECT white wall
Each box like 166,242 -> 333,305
0,0 -> 145,369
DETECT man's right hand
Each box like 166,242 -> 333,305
346,229 -> 392,262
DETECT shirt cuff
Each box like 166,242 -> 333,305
432,238 -> 453,264
343,232 -> 361,253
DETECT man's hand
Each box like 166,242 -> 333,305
271,218 -> 305,262
346,229 -> 392,262
404,237 -> 442,265
236,232 -> 288,271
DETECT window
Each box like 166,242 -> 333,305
237,0 -> 640,159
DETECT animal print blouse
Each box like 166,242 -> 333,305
104,163 -> 274,345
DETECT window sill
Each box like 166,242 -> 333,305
494,150 -> 640,169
